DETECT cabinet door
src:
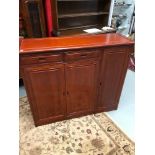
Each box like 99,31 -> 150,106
23,64 -> 66,126
97,47 -> 130,112
65,60 -> 98,118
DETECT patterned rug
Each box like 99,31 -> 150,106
19,97 -> 135,155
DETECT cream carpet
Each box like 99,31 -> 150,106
19,96 -> 134,155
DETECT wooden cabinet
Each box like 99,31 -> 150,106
66,59 -> 98,118
96,46 -> 130,112
20,33 -> 134,126
21,51 -> 99,126
23,64 -> 66,125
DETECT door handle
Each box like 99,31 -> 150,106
38,57 -> 47,62
80,54 -> 88,57
63,91 -> 69,96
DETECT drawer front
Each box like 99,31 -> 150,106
20,54 -> 63,65
64,50 -> 100,62
104,46 -> 130,53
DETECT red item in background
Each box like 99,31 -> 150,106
128,55 -> 135,72
45,0 -> 53,36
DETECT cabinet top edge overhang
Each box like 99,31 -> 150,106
19,33 -> 134,54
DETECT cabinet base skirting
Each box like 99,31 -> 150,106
35,107 -> 118,127
95,105 -> 118,114
34,115 -> 66,127
66,111 -> 93,120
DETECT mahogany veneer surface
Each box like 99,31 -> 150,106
20,33 -> 134,53
20,33 -> 134,126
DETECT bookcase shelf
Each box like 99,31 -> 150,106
58,0 -> 100,1
59,24 -> 102,31
51,0 -> 112,36
58,12 -> 109,18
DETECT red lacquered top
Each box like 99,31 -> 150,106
20,33 -> 134,54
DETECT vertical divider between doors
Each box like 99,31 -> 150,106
63,55 -> 68,118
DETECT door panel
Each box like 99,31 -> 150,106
24,64 -> 66,125
97,47 -> 129,111
66,60 -> 98,117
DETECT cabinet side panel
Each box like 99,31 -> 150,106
98,47 -> 129,111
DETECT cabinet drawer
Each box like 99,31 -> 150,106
20,54 -> 63,65
104,46 -> 129,53
64,50 -> 99,62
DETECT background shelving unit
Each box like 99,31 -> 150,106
51,0 -> 112,36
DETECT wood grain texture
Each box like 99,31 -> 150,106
20,53 -> 63,65
20,34 -> 134,126
23,64 -> 66,126
96,46 -> 130,112
66,59 -> 98,118
19,33 -> 134,53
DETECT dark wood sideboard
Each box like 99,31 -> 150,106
20,33 -> 134,126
